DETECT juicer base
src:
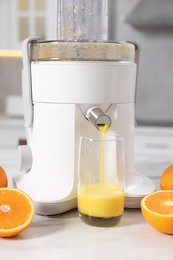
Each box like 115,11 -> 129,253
125,195 -> 144,209
34,198 -> 77,216
124,173 -> 156,208
12,176 -> 77,216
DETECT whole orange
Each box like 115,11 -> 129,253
0,166 -> 8,188
160,164 -> 173,190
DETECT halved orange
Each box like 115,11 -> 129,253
141,190 -> 173,235
0,188 -> 35,237
0,166 -> 8,188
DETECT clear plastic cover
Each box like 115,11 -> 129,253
57,0 -> 108,41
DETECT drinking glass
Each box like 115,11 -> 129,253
78,134 -> 125,227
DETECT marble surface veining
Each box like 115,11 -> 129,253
0,126 -> 173,260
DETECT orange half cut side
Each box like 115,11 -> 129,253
141,190 -> 173,234
0,188 -> 35,237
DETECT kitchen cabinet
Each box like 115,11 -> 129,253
0,0 -> 57,49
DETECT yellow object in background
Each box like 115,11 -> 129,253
0,50 -> 22,58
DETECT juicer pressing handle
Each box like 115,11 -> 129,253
86,107 -> 111,130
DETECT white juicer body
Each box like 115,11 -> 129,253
13,39 -> 155,215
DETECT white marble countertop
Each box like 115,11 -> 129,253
0,126 -> 173,260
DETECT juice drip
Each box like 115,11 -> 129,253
97,124 -> 109,184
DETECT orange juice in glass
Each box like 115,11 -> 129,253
78,133 -> 125,227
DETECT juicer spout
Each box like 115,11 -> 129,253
86,107 -> 111,130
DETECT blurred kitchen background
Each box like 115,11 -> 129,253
0,0 -> 173,148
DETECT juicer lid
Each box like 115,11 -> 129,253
29,40 -> 138,63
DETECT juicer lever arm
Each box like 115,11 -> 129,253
22,37 -> 40,127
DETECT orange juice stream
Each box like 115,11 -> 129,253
98,124 -> 109,184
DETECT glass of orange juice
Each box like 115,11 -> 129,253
78,134 -> 125,227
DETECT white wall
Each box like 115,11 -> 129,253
0,0 -> 11,48
0,57 -> 22,113
114,0 -> 173,126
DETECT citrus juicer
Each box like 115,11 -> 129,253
13,0 -> 155,215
